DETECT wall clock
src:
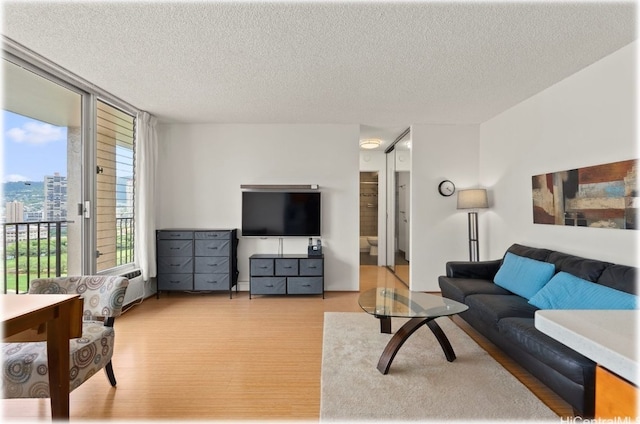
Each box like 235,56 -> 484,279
438,180 -> 455,197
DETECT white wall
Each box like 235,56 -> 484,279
157,124 -> 361,291
479,41 -> 638,266
410,124 -> 481,291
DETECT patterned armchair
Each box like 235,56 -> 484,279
2,276 -> 129,398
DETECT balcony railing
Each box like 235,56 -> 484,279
2,218 -> 134,294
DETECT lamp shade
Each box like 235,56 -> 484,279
457,189 -> 488,209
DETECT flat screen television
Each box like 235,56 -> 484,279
242,191 -> 321,237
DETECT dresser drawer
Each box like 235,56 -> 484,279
195,239 -> 230,257
157,256 -> 193,274
251,259 -> 274,276
194,274 -> 229,291
194,256 -> 229,274
275,258 -> 299,276
195,231 -> 230,240
287,277 -> 323,294
299,259 -> 323,276
158,240 -> 193,257
251,277 -> 286,294
157,231 -> 193,240
158,274 -> 193,290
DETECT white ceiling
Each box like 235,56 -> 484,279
2,1 -> 636,147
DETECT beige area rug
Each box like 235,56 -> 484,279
320,312 -> 559,422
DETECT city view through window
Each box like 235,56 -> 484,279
2,110 -> 71,292
2,107 -> 136,293
3,110 -> 68,222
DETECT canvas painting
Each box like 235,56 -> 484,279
532,159 -> 638,229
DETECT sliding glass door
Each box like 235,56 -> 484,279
2,58 -> 83,292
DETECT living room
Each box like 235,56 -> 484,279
1,0 -> 637,421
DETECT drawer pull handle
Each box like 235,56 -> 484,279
266,284 -> 274,288
303,284 -> 311,287
170,264 -> 180,267
207,281 -> 218,284
169,247 -> 180,250
208,247 -> 218,250
284,266 -> 293,269
170,280 -> 180,284
208,264 -> 218,267
308,266 -> 317,269
259,266 -> 269,269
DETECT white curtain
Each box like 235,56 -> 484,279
134,111 -> 158,281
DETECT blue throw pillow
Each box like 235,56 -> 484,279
528,271 -> 638,310
493,252 -> 556,299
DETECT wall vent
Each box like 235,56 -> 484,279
120,269 -> 144,307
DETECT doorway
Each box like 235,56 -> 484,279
359,171 -> 379,265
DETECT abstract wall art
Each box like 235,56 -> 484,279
532,159 -> 638,230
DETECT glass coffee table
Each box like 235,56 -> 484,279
358,287 -> 469,374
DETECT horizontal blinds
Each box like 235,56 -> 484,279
96,101 -> 135,271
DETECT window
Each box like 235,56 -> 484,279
2,45 -> 140,289
2,58 -> 82,292
96,101 -> 136,271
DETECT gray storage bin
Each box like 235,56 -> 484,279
158,273 -> 194,290
194,256 -> 229,273
195,239 -> 230,256
287,277 -> 323,294
276,258 -> 299,276
194,274 -> 230,291
157,256 -> 193,274
157,240 -> 193,256
251,259 -> 274,276
251,277 -> 286,294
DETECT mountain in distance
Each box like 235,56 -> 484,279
3,181 -> 45,211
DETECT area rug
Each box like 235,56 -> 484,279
320,312 -> 558,422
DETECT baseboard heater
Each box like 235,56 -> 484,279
120,269 -> 144,307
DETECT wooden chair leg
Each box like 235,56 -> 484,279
105,360 -> 117,387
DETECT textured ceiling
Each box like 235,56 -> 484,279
2,1 -> 636,129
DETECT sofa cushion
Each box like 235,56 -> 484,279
528,272 -> 638,310
438,276 -> 511,303
494,253 -> 556,299
547,251 -> 609,282
465,294 -> 539,325
497,317 -> 595,385
597,264 -> 638,295
506,244 -> 553,262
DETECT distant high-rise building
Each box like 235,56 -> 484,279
43,173 -> 67,221
6,201 -> 24,223
24,211 -> 44,222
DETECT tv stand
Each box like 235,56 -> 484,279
249,254 -> 324,298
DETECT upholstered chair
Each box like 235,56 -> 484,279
1,275 -> 129,398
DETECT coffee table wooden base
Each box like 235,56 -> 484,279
376,317 -> 457,375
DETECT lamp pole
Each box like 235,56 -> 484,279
468,211 -> 479,262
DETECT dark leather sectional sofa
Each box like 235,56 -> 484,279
438,243 -> 637,417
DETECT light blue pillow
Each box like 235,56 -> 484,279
494,252 -> 556,299
528,271 -> 638,310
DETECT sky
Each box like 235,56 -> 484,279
2,110 -> 68,183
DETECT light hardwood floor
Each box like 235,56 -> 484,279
2,266 -> 572,420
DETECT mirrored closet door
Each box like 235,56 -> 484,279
385,128 -> 411,285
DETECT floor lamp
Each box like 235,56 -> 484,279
457,189 -> 489,262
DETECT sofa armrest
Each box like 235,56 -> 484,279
445,259 -> 502,279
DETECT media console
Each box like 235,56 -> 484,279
249,254 -> 324,298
